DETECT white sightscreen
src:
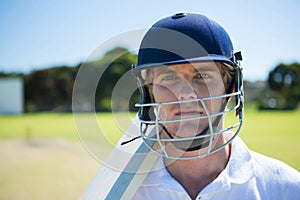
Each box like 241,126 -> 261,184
0,78 -> 24,114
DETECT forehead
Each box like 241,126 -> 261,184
151,62 -> 221,75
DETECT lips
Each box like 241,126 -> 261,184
174,109 -> 203,117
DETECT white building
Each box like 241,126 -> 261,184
0,78 -> 24,114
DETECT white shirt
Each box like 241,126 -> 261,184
132,136 -> 300,200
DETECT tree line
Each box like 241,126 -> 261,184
1,47 -> 138,112
1,47 -> 299,112
258,62 -> 300,110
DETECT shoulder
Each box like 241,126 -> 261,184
231,137 -> 300,198
250,150 -> 300,197
232,137 -> 300,182
251,150 -> 299,179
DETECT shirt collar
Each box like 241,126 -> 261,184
200,136 -> 256,195
225,136 -> 256,184
141,136 -> 256,192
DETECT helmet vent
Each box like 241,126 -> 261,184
171,13 -> 187,19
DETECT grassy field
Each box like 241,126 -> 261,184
0,112 -> 134,200
0,107 -> 299,199
234,106 -> 300,170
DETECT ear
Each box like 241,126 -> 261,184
139,85 -> 156,121
225,78 -> 235,95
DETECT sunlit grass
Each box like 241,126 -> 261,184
0,112 -> 135,143
0,113 -> 78,140
0,108 -> 299,170
225,105 -> 300,170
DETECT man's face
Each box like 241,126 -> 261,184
150,62 -> 226,138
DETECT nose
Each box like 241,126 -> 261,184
177,81 -> 197,100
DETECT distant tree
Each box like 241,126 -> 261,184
3,47 -> 139,112
67,47 -> 138,112
0,71 -> 23,78
93,47 -> 138,111
24,66 -> 77,112
259,62 -> 300,110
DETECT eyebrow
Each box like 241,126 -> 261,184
193,65 -> 217,72
153,67 -> 176,75
152,63 -> 218,76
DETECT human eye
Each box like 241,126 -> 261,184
163,74 -> 177,81
154,73 -> 179,85
195,73 -> 209,79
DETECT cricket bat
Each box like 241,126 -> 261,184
80,117 -> 159,200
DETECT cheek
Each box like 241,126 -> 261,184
194,82 -> 226,112
198,80 -> 225,97
152,84 -> 176,102
152,85 -> 175,120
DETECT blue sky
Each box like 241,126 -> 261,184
0,0 -> 299,81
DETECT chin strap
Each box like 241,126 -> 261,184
120,135 -> 142,146
162,125 -> 211,151
161,120 -> 219,152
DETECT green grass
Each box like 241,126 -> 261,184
0,108 -> 299,200
0,113 -> 78,140
239,106 -> 300,170
0,140 -> 100,200
0,112 -> 135,142
0,112 -> 135,200
0,108 -> 299,170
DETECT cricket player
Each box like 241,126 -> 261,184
82,13 -> 300,199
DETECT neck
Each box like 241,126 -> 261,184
163,135 -> 231,199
